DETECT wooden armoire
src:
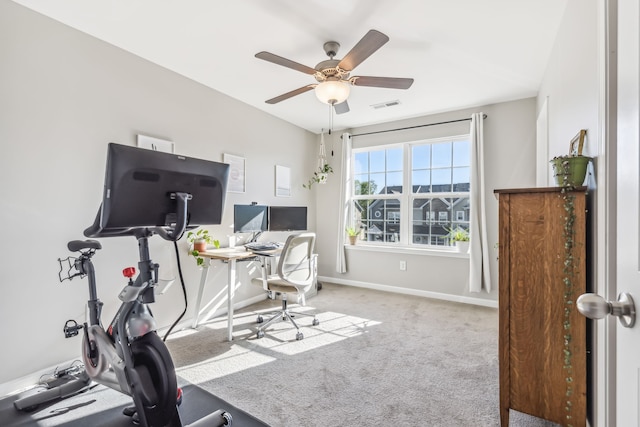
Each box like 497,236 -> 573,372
494,187 -> 587,427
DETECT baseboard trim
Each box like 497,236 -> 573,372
317,276 -> 498,309
0,357 -> 80,398
167,292 -> 269,333
0,293 -> 269,399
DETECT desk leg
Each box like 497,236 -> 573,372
227,259 -> 236,341
192,259 -> 211,329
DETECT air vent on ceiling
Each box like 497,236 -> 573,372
371,100 -> 401,110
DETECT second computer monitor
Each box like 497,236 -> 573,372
233,204 -> 268,233
269,206 -> 307,231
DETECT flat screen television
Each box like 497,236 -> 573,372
85,143 -> 229,237
269,206 -> 308,231
233,204 -> 268,233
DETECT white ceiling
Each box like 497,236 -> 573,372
12,0 -> 568,134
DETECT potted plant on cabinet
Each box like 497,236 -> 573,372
447,226 -> 470,253
303,164 -> 333,189
550,129 -> 592,187
186,228 -> 220,267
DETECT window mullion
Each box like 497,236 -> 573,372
400,144 -> 411,245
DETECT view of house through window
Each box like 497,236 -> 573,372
351,135 -> 470,247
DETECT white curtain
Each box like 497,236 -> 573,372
336,132 -> 352,273
469,113 -> 492,292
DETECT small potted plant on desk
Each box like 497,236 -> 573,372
187,228 -> 220,267
447,226 -> 470,253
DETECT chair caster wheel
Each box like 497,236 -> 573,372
256,315 -> 263,324
296,332 -> 304,340
222,411 -> 233,426
312,319 -> 320,326
257,331 -> 265,339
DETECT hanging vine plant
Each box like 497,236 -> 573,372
554,129 -> 592,427
303,163 -> 333,189
561,188 -> 575,426
559,158 -> 579,427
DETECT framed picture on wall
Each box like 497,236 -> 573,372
223,153 -> 246,193
275,165 -> 291,197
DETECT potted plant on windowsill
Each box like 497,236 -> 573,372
447,226 -> 470,253
303,164 -> 333,189
346,226 -> 359,245
186,228 -> 220,267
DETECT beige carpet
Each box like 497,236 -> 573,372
166,283 -> 562,427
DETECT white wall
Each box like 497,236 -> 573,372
0,2 -> 316,388
314,98 -> 538,305
537,0 -> 599,281
538,0 -> 599,167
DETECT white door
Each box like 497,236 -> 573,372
615,0 -> 640,424
579,1 -> 640,425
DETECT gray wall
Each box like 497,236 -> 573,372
0,2 -> 316,387
314,98 -> 538,305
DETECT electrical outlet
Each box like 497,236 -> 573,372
399,260 -> 407,271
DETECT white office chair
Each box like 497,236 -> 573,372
255,232 -> 319,340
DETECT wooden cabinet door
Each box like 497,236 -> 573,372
496,188 -> 587,426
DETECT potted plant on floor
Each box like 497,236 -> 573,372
447,226 -> 470,253
186,228 -> 220,266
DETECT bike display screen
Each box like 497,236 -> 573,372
91,143 -> 229,233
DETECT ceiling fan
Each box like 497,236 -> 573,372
255,29 -> 414,114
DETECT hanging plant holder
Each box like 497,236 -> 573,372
304,131 -> 333,189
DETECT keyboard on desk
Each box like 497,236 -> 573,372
244,241 -> 281,252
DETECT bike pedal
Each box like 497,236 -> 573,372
63,320 -> 83,338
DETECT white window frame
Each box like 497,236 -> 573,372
350,135 -> 470,250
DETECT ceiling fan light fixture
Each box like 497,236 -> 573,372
314,80 -> 350,105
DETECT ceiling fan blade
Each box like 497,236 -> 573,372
255,51 -> 317,75
352,76 -> 414,89
334,100 -> 350,115
265,85 -> 316,104
337,30 -> 389,71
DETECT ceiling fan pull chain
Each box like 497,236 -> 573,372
329,104 -> 333,135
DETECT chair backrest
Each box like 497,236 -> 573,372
277,232 -> 316,287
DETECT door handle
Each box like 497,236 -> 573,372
576,293 -> 636,328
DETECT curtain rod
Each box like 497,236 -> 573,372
350,114 -> 487,137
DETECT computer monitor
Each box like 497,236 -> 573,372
269,206 -> 308,231
233,204 -> 268,233
86,143 -> 229,237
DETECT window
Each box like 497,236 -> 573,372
351,136 -> 470,248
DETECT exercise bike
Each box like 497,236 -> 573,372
60,214 -> 231,426
58,143 -> 233,427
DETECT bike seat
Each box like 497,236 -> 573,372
67,240 -> 102,252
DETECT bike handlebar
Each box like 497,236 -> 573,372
84,192 -> 193,242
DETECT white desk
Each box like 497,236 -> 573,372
192,248 -> 255,341
192,247 -> 280,341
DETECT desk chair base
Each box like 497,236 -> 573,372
256,295 -> 319,341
